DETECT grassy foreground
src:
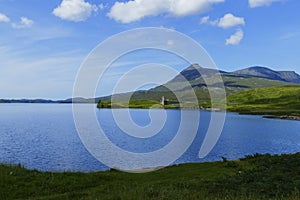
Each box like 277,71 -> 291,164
0,153 -> 299,199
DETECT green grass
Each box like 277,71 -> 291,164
97,100 -> 180,109
0,153 -> 299,199
227,85 -> 300,116
222,76 -> 295,91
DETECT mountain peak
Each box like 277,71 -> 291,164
177,64 -> 226,81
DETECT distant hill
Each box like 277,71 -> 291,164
0,99 -> 56,103
133,64 -> 299,103
0,98 -> 96,104
165,64 -> 300,90
233,66 -> 300,83
59,97 -> 95,104
95,64 -> 300,109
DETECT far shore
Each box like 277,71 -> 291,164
263,115 -> 300,121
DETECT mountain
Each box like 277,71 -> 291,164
170,64 -> 227,82
103,64 -> 300,106
233,66 -> 300,83
59,97 -> 96,103
96,64 -> 300,106
145,64 -> 298,101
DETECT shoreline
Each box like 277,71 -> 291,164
1,102 -> 299,121
3,152 -> 299,174
263,115 -> 300,121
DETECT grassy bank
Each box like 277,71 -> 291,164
227,85 -> 300,117
0,153 -> 299,199
97,100 -> 180,109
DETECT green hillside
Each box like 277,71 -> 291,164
97,65 -> 300,110
227,85 -> 300,116
221,75 -> 295,94
153,64 -> 297,102
99,76 -> 292,103
98,68 -> 296,105
98,79 -> 296,109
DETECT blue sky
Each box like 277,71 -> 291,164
0,0 -> 299,99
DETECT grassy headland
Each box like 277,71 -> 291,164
227,85 -> 300,117
97,85 -> 300,119
97,99 -> 180,109
0,153 -> 299,199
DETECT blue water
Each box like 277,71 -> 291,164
0,104 -> 299,172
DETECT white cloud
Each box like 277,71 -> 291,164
200,16 -> 210,24
53,0 -> 98,22
108,0 -> 224,23
108,0 -> 169,23
169,0 -> 224,16
218,13 -> 245,28
226,29 -> 244,45
0,13 -> 10,22
12,17 -> 34,29
200,16 -> 218,26
200,13 -> 245,45
200,13 -> 245,28
249,0 -> 284,8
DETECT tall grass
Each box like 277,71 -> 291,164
0,153 -> 299,199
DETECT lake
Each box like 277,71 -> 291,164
0,104 -> 299,172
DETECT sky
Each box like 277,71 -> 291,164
0,0 -> 300,99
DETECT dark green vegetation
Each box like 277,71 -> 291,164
0,99 -> 56,103
97,99 -> 180,109
0,153 -> 299,199
227,85 -> 300,117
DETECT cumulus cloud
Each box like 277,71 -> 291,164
0,13 -> 10,22
200,13 -> 245,28
200,13 -> 245,45
53,0 -> 98,22
169,0 -> 224,16
12,17 -> 34,29
108,0 -> 224,23
226,29 -> 244,45
218,13 -> 245,28
249,0 -> 284,8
